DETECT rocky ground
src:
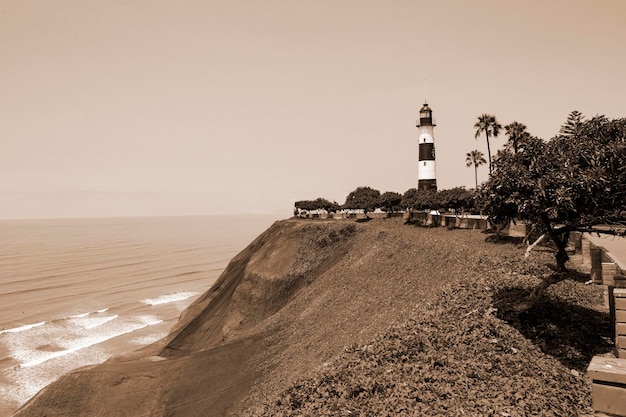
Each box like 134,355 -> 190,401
15,218 -> 611,416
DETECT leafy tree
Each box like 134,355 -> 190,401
480,115 -> 626,309
379,191 -> 402,213
438,187 -> 475,214
402,189 -> 438,212
403,187 -> 475,214
294,199 -> 315,212
465,150 -> 487,189
504,121 -> 530,154
415,189 -> 439,212
316,198 -> 340,213
474,114 -> 502,174
558,110 -> 584,137
401,188 -> 419,211
294,198 -> 340,214
343,186 -> 381,217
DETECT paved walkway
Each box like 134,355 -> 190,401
585,233 -> 626,272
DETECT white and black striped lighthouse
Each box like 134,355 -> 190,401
416,103 -> 437,191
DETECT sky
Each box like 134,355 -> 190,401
1,0 -> 625,218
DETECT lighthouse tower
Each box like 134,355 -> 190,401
416,103 -> 437,191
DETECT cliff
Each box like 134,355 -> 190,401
14,218 -> 608,416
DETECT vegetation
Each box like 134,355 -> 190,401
474,114 -> 502,174
294,109 -> 625,316
559,110 -> 585,137
342,186 -> 381,218
436,187 -> 476,214
465,150 -> 487,189
295,187 -> 476,218
294,198 -> 340,214
379,191 -> 402,213
504,121 -> 530,154
402,188 -> 439,212
480,114 -> 626,308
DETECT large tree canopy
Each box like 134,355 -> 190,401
379,191 -> 402,213
402,187 -> 475,214
295,198 -> 340,213
438,187 -> 475,214
343,186 -> 381,215
480,115 -> 626,306
401,188 -> 438,212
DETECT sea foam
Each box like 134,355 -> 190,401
69,314 -> 119,330
18,315 -> 163,368
0,322 -> 46,335
141,291 -> 200,306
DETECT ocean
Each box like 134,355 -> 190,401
0,215 -> 278,416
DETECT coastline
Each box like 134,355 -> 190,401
0,215 -> 277,416
14,218 -> 609,416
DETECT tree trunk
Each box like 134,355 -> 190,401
549,229 -> 569,272
485,129 -> 492,174
516,271 -> 568,312
516,219 -> 572,311
474,165 -> 478,189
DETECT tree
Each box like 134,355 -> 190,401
465,150 -> 487,189
504,121 -> 530,154
414,189 -> 439,212
343,186 -> 381,218
379,191 -> 402,213
402,189 -> 438,212
474,114 -> 502,174
403,187 -> 476,216
438,187 -> 475,214
480,115 -> 626,309
294,198 -> 340,215
401,188 -> 419,211
559,110 -> 584,137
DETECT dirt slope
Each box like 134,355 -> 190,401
14,218 -> 609,416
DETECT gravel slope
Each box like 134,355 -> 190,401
244,220 -> 610,416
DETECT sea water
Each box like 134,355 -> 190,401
0,215 -> 277,416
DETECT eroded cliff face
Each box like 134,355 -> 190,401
159,220 -> 359,356
14,220 -> 362,417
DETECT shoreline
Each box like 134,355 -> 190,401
14,218 -> 609,416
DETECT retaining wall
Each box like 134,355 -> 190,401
585,234 -> 626,416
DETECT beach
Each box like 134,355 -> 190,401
0,215 -> 276,416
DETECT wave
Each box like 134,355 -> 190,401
18,315 -> 163,368
69,314 -> 119,330
70,307 -> 109,319
1,308 -> 113,336
46,307 -> 113,324
0,322 -> 46,335
140,291 -> 200,306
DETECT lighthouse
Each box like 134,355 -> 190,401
416,103 -> 437,191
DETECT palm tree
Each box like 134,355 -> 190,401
466,150 -> 487,189
504,121 -> 530,154
474,114 -> 502,174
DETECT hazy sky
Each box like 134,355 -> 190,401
1,0 -> 625,218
